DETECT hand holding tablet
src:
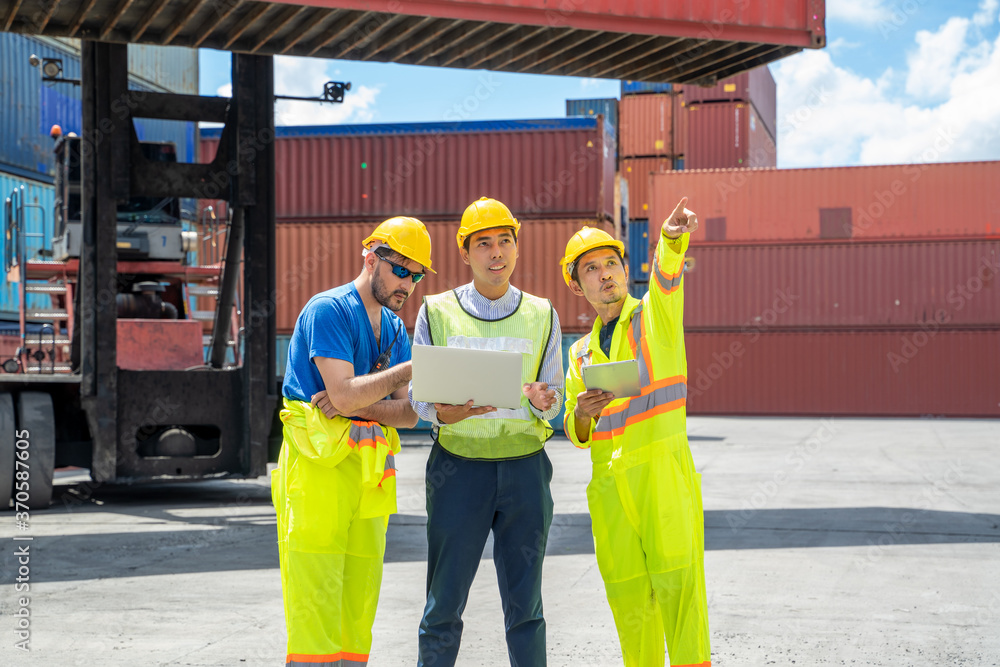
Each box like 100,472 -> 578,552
581,360 -> 642,398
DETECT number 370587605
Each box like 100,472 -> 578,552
14,429 -> 30,510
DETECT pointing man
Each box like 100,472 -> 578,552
561,198 -> 711,666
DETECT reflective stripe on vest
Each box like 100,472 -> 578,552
287,652 -> 369,666
593,303 -> 686,440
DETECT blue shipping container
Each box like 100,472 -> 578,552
628,280 -> 649,300
0,170 -> 56,318
127,44 -> 199,95
1,34 -> 198,181
566,98 -> 618,133
621,80 -> 674,95
628,219 -> 650,281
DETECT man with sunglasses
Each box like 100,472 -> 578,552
409,197 -> 563,667
273,216 -> 435,667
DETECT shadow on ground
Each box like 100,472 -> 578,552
5,476 -> 998,582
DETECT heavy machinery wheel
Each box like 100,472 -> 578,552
0,393 -> 14,509
17,392 -> 55,510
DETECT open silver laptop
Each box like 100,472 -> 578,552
411,345 -> 524,410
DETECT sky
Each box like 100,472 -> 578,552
199,0 -> 1000,169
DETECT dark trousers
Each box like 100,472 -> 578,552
417,443 -> 554,667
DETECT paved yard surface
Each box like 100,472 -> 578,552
1,416 -> 998,666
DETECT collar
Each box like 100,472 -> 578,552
587,294 -> 641,361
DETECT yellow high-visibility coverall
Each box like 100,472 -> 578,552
271,398 -> 400,667
564,232 -> 710,667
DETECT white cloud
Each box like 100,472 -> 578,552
905,18 -> 970,99
273,55 -> 379,126
212,60 -> 380,127
973,0 -> 999,27
774,8 -> 1000,167
826,0 -> 892,26
827,37 -> 862,53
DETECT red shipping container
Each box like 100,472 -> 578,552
271,218 -> 615,335
685,329 -> 1000,417
682,66 -> 777,140
200,119 -> 615,222
686,102 -> 776,170
620,93 -> 677,158
649,161 -> 1000,242
683,239 -> 1000,329
674,94 -> 688,157
623,156 -> 673,217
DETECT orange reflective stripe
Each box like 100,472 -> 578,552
652,246 -> 683,296
601,374 -> 687,417
672,662 -> 711,667
286,652 -> 370,666
592,397 -> 686,441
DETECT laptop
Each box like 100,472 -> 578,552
411,345 -> 524,410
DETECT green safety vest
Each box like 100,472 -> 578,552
425,289 -> 554,459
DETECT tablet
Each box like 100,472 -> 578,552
582,360 -> 642,398
411,345 -> 524,410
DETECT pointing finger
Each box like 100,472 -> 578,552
669,197 -> 689,221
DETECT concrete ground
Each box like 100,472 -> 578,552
1,416 -> 999,666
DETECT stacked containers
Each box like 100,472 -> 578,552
618,81 -> 686,295
199,118 -> 617,336
0,34 -> 200,322
683,66 -> 777,169
647,161 -> 1000,417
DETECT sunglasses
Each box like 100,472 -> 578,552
374,252 -> 425,284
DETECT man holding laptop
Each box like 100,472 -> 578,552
409,197 -> 563,667
561,198 -> 711,667
272,216 -> 434,666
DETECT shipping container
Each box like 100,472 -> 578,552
208,119 -> 614,221
683,239 -> 1000,330
0,34 -> 199,181
0,170 -> 54,318
202,118 -> 616,222
566,98 -> 618,139
628,219 -> 651,281
682,65 -> 777,141
649,161 -> 1000,242
685,329 -> 1000,417
270,218 -> 615,335
620,93 -> 681,158
622,156 -> 673,216
13,2 -> 825,83
42,37 -> 199,94
686,101 -> 776,170
674,94 -> 688,157
621,81 -> 674,95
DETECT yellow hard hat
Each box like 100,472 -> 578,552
456,197 -> 521,251
560,226 -> 625,286
362,216 -> 436,273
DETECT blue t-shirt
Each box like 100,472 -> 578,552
282,282 -> 411,403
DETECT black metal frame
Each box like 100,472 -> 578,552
78,42 -> 275,482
